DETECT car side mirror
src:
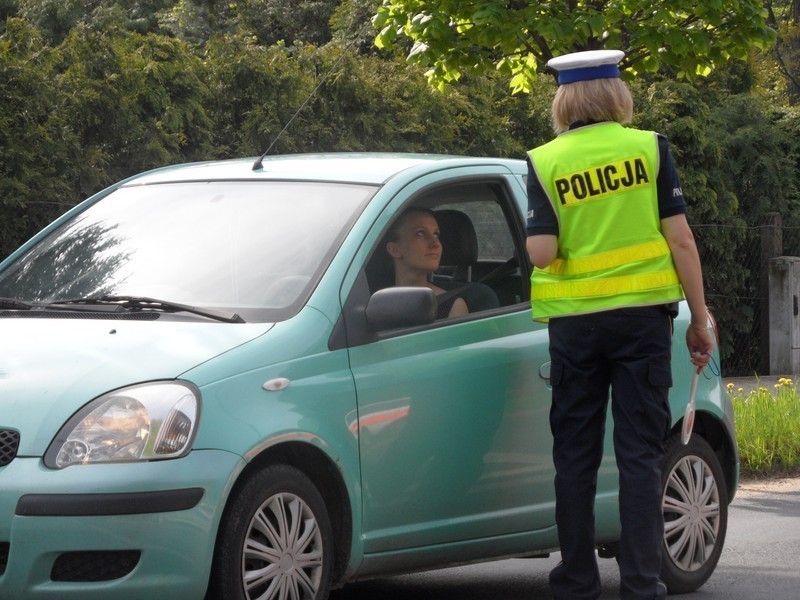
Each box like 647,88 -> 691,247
365,287 -> 436,331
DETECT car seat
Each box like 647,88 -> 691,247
434,209 -> 500,312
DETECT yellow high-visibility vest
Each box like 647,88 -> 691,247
528,122 -> 684,320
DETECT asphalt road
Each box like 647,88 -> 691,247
331,476 -> 800,600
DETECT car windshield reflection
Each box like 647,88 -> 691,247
0,181 -> 376,322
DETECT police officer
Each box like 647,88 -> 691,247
525,50 -> 715,600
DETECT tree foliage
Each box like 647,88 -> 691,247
56,21 -> 214,185
374,0 -> 777,92
765,0 -> 800,104
0,19 -> 70,254
202,31 -> 549,157
159,0 -> 342,46
0,13 -> 214,257
15,0 -> 171,41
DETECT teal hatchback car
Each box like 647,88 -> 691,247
0,154 -> 737,600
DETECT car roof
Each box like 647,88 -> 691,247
121,153 -> 527,187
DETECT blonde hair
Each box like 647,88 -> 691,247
551,78 -> 634,134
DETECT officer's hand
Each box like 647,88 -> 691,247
686,325 -> 714,373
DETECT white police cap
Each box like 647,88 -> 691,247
547,49 -> 625,85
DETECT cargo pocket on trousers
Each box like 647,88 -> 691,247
647,360 -> 673,389
646,360 -> 673,440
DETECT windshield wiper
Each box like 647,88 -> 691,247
50,295 -> 245,323
0,297 -> 35,310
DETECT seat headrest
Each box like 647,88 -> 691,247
435,209 -> 478,266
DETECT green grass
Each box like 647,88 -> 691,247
729,378 -> 800,476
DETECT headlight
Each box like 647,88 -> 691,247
44,381 -> 200,469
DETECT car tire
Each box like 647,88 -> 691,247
207,464 -> 334,600
660,434 -> 728,594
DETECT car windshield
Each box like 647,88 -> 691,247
0,180 -> 376,322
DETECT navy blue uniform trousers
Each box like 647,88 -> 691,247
547,306 -> 672,600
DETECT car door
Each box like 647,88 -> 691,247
340,167 -> 556,554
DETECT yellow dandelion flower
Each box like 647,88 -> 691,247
738,387 -> 744,393
726,382 -> 734,390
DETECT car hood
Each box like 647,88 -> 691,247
0,317 -> 273,455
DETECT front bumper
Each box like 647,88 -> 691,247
0,449 -> 244,599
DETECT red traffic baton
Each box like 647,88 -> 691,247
681,368 -> 699,445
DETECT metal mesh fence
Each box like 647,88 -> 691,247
694,219 -> 800,376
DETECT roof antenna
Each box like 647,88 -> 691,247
252,23 -> 371,171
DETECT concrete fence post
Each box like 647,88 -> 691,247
761,213 -> 783,374
768,256 -> 800,376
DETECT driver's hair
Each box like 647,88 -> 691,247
551,77 -> 634,134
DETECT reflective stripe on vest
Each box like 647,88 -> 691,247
532,268 -> 681,300
541,238 -> 671,276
